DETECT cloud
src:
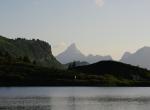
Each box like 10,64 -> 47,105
54,42 -> 67,48
95,0 -> 105,7
52,42 -> 67,55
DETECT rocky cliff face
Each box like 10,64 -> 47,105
120,46 -> 150,70
56,43 -> 112,64
56,43 -> 85,64
0,36 -> 63,69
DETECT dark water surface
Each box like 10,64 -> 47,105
0,87 -> 150,110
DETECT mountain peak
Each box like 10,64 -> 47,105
56,43 -> 85,64
120,46 -> 150,69
65,43 -> 82,54
70,43 -> 76,47
56,43 -> 112,64
67,43 -> 77,50
139,46 -> 150,51
121,52 -> 131,60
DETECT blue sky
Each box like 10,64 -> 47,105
0,0 -> 150,59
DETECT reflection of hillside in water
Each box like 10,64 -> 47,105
0,96 -> 150,110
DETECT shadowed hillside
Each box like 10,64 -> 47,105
71,61 -> 150,86
0,52 -> 150,86
1,36 -> 150,86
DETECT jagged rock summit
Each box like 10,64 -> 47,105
56,43 -> 112,64
121,52 -> 132,60
56,43 -> 85,64
120,46 -> 150,69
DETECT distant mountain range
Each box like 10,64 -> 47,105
56,43 -> 112,64
1,35 -> 150,86
56,43 -> 150,70
120,46 -> 150,70
65,61 -> 89,68
1,35 -> 150,71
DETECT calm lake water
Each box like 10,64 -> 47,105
0,87 -> 150,110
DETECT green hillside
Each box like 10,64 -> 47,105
71,61 -> 150,86
0,53 -> 150,86
1,36 -> 150,86
0,36 -> 63,69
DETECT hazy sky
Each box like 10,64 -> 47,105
0,0 -> 150,60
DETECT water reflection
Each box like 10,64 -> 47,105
0,87 -> 150,110
56,96 -> 150,110
1,96 -> 150,110
0,97 -> 52,110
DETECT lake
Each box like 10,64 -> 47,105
0,87 -> 150,110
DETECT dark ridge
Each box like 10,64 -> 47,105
72,60 -> 150,80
